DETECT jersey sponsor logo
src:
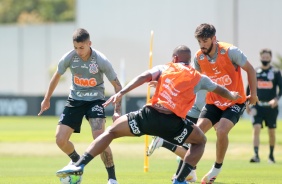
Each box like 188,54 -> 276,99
76,91 -> 98,97
230,104 -> 241,113
214,101 -> 232,107
89,63 -> 98,74
128,119 -> 141,134
212,74 -> 232,86
92,105 -> 104,113
74,76 -> 97,87
71,65 -> 79,68
81,64 -> 88,69
59,113 -> 65,122
174,128 -> 188,143
257,81 -> 273,89
212,67 -> 221,75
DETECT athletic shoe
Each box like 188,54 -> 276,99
171,170 -> 197,182
268,156 -> 276,164
172,178 -> 189,184
56,164 -> 84,178
186,169 -> 197,182
107,178 -> 119,184
201,166 -> 221,184
147,136 -> 163,156
250,156 -> 260,163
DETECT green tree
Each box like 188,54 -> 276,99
0,0 -> 75,24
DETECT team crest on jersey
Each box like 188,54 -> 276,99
220,48 -> 226,54
89,63 -> 98,74
199,54 -> 205,60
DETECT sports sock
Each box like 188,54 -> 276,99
68,150 -> 80,162
214,162 -> 222,169
74,152 -> 93,166
175,160 -> 183,175
176,162 -> 193,182
254,146 -> 259,157
162,140 -> 177,152
269,146 -> 274,158
106,165 -> 117,180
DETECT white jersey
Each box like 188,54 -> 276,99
57,48 -> 117,101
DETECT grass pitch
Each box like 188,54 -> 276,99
0,116 -> 281,184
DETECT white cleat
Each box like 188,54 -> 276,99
147,136 -> 164,156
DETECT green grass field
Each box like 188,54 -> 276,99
0,116 -> 281,184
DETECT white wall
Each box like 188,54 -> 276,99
0,0 -> 281,96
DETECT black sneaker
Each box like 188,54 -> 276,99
250,156 -> 260,163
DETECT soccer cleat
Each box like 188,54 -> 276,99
186,169 -> 197,182
201,167 -> 221,184
249,156 -> 260,163
56,164 -> 85,178
147,136 -> 164,156
268,156 -> 276,164
171,169 -> 197,182
172,178 -> 189,184
107,178 -> 119,184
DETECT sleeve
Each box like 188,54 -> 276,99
149,65 -> 166,81
228,46 -> 248,67
97,52 -> 117,81
57,52 -> 72,75
275,69 -> 282,100
192,53 -> 201,72
195,75 -> 217,92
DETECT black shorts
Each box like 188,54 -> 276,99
199,103 -> 246,125
126,106 -> 194,145
251,105 -> 278,128
58,98 -> 106,133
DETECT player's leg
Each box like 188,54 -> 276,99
147,136 -> 186,156
56,114 -> 134,177
173,124 -> 206,184
200,103 -> 245,184
250,106 -> 263,163
89,117 -> 118,183
56,99 -> 85,164
265,107 -> 278,163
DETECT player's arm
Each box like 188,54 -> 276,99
198,75 -> 241,101
38,71 -> 61,115
109,77 -> 122,120
103,71 -> 152,107
241,61 -> 258,105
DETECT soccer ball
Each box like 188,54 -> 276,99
60,175 -> 82,184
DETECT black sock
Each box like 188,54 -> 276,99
176,162 -> 193,182
175,160 -> 183,175
269,146 -> 274,158
254,146 -> 259,157
214,162 -> 222,169
68,150 -> 80,162
162,140 -> 177,152
106,165 -> 117,180
74,152 -> 94,166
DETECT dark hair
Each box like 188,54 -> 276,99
172,45 -> 191,63
72,28 -> 90,42
194,23 -> 216,39
260,48 -> 272,57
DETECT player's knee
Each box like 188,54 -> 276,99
55,135 -> 67,148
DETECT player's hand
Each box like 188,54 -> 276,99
103,92 -> 123,107
112,112 -> 121,121
247,95 -> 259,105
148,81 -> 158,88
230,91 -> 242,100
268,98 -> 278,108
38,99 -> 50,116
